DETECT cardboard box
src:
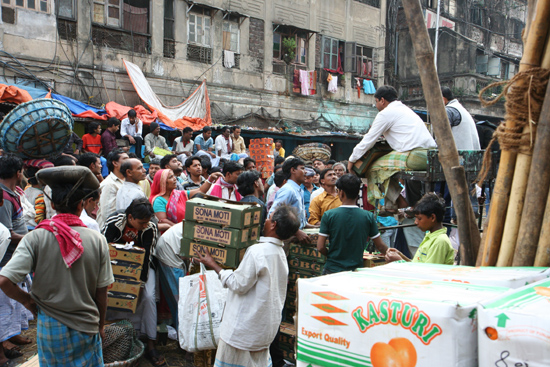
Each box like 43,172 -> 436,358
181,238 -> 248,268
185,198 -> 262,228
107,277 -> 142,296
478,278 -> 550,366
111,260 -> 142,281
249,225 -> 260,243
362,253 -> 386,268
109,244 -> 146,265
289,244 -> 326,263
296,272 -> 510,367
107,292 -> 139,313
289,256 -> 324,275
362,262 -> 550,288
184,221 -> 252,248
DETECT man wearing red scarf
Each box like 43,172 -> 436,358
208,161 -> 244,201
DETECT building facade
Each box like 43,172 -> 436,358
0,0 -> 387,133
385,0 -> 526,119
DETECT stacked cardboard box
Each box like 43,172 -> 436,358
363,252 -> 386,268
107,244 -> 145,313
249,138 -> 274,179
181,197 -> 262,268
278,322 -> 296,363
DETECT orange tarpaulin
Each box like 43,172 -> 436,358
105,102 -> 159,125
0,84 -> 32,104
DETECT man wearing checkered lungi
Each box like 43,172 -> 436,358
0,166 -> 114,366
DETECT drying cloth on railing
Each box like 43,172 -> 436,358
328,75 -> 338,93
363,79 -> 376,94
223,50 -> 235,68
299,70 -> 317,96
123,59 -> 211,130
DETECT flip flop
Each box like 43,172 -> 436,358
4,348 -> 23,359
145,349 -> 167,367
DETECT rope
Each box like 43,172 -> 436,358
476,67 -> 550,185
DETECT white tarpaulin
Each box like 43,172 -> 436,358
123,59 -> 211,129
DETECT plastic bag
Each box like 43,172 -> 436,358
178,263 -> 227,352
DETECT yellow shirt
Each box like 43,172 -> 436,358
272,143 -> 285,158
308,190 -> 342,225
232,135 -> 247,154
139,179 -> 151,198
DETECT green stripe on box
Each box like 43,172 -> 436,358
484,280 -> 550,309
298,338 -> 372,360
297,352 -> 373,367
297,339 -> 371,367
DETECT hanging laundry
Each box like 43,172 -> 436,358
293,70 -> 301,93
355,78 -> 362,98
299,69 -> 310,96
223,50 -> 235,68
363,79 -> 376,94
308,71 -> 317,95
328,74 -> 338,93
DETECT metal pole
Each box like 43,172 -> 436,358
434,0 -> 441,71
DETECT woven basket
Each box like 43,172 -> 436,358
292,143 -> 331,163
103,320 -> 145,367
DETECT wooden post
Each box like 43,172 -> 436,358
535,194 -> 550,266
400,0 -> 480,265
478,0 -> 550,266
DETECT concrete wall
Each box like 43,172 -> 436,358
0,0 -> 387,133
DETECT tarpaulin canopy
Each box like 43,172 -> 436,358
123,59 -> 211,130
104,102 -> 175,131
50,93 -> 108,120
0,84 -> 33,104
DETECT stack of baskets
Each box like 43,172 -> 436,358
249,138 -> 275,179
292,142 -> 331,163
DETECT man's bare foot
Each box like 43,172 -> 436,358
8,335 -> 31,345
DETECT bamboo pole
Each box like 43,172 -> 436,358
400,0 -> 480,265
535,193 -> 550,266
478,0 -> 550,266
501,39 -> 550,266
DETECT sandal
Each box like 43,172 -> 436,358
4,348 -> 22,359
146,349 -> 167,367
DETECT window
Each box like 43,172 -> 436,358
512,19 -> 524,40
223,20 -> 239,53
470,7 -> 484,26
93,0 -> 149,33
3,0 -> 48,12
322,36 -> 340,70
355,45 -> 374,77
93,0 -> 121,27
188,9 -> 211,47
476,54 -> 488,74
487,57 -> 501,76
164,0 -> 174,40
354,0 -> 380,8
272,26 -> 309,65
56,0 -> 74,18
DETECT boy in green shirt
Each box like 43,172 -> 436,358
386,193 -> 455,265
317,174 -> 388,274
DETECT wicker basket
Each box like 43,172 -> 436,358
292,143 -> 331,163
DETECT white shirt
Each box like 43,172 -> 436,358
206,184 -> 239,201
116,181 -> 146,211
215,135 -> 233,159
310,187 -> 324,202
174,137 -> 194,154
80,209 -> 101,233
218,237 -> 288,351
0,222 -> 11,263
120,118 -> 143,138
349,101 -> 437,163
153,224 -> 184,269
97,172 -> 124,229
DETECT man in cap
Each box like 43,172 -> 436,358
301,167 -> 318,219
0,166 -> 114,366
144,122 -> 169,160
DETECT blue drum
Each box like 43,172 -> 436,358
0,98 -> 73,159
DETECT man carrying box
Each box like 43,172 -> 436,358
197,204 -> 301,367
0,166 -> 114,366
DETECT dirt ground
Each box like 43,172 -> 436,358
14,320 -> 195,367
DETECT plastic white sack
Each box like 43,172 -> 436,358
178,263 -> 227,352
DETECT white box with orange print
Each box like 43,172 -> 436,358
296,272 -> 510,367
478,278 -> 550,367
362,262 -> 550,288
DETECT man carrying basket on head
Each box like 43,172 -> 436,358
347,85 -> 436,211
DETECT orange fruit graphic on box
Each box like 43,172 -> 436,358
371,338 -> 417,367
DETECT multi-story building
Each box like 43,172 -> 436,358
385,0 -> 526,119
0,0 -> 387,157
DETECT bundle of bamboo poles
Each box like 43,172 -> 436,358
476,0 -> 550,267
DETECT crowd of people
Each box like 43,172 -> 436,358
0,85 -> 475,367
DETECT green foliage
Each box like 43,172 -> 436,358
282,37 -> 296,65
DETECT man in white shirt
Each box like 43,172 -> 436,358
196,204 -> 301,367
116,158 -> 147,211
441,86 -> 481,150
80,189 -> 101,233
173,127 -> 194,163
97,149 -> 129,229
215,126 -> 236,161
347,86 -> 436,209
120,109 -> 144,159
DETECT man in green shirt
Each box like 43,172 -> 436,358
386,193 -> 454,265
317,174 -> 388,274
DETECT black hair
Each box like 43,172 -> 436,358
327,159 -> 337,165
120,159 -> 135,178
83,188 -> 100,201
237,170 -> 260,196
77,153 -> 100,168
275,140 -> 283,145
313,158 -> 325,165
243,157 -> 256,169
25,167 -> 39,185
185,155 -> 202,168
223,161 -> 244,175
272,204 -> 301,240
414,193 -> 446,222
182,127 -> 193,134
282,157 -> 305,179
232,125 -> 241,132
160,154 -> 178,169
274,170 -> 286,187
273,164 -> 283,172
107,148 -> 126,172
128,109 -> 137,118
88,121 -> 101,134
319,168 -> 334,181
53,155 -> 76,167
200,157 -> 212,172
202,126 -> 212,133
274,156 -> 285,166
107,117 -> 121,128
313,167 -> 320,175
127,152 -> 138,159
125,197 -> 154,220
441,86 -> 454,101
149,158 -> 161,167
50,183 -> 87,214
220,126 -> 231,134
336,174 -> 361,200
210,166 -> 222,174
374,85 -> 398,102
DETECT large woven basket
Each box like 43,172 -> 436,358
103,320 -> 145,367
292,142 -> 331,163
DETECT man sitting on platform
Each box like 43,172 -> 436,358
144,122 -> 169,160
121,110 -> 144,160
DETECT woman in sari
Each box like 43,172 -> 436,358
150,169 -> 221,232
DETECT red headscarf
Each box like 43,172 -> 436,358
150,169 -> 188,223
